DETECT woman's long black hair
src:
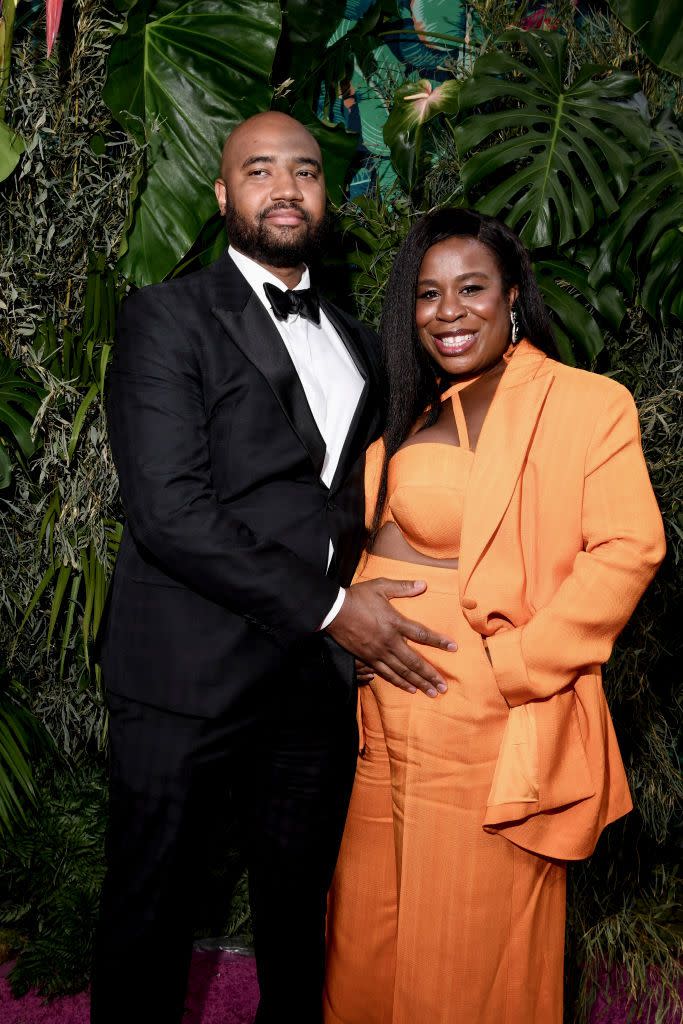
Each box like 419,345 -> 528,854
370,207 -> 556,543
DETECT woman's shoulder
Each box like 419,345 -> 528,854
543,353 -> 636,412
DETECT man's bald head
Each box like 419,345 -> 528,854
220,112 -> 322,182
214,111 -> 328,275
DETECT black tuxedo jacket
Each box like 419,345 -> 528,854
100,251 -> 383,718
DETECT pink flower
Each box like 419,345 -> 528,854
403,81 -> 438,120
520,1 -> 577,31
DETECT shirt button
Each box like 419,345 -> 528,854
462,597 -> 477,610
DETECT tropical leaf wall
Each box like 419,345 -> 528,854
0,2 -> 680,1021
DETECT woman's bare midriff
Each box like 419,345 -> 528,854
370,522 -> 459,569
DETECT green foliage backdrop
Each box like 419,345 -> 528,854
0,2 -> 680,1020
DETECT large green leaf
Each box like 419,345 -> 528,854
535,254 -> 627,365
0,117 -> 23,182
454,29 -> 649,249
0,355 -> 43,489
590,109 -> 683,324
384,78 -> 460,193
608,1 -> 683,78
103,0 -> 282,286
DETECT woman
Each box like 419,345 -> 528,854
323,209 -> 665,1024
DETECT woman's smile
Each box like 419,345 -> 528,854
429,328 -> 480,356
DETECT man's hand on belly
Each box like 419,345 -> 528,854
325,578 -> 457,698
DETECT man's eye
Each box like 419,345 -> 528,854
248,169 -> 268,176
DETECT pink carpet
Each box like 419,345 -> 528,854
0,951 -> 259,1024
1,957 -> 678,1022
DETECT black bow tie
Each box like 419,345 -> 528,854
263,282 -> 321,326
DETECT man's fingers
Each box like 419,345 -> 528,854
398,614 -> 457,652
381,651 -> 446,697
374,661 -> 418,695
378,577 -> 428,600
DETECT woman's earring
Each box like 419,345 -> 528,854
510,306 -> 520,344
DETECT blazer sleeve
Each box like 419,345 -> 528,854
486,384 -> 666,707
107,288 -> 339,648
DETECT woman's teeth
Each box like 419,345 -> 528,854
433,332 -> 478,352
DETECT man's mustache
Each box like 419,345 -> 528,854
260,203 -> 311,223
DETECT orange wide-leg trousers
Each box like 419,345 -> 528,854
324,556 -> 566,1024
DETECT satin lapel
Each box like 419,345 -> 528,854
460,353 -> 555,592
212,292 -> 327,476
322,301 -> 372,494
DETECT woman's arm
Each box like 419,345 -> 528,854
486,385 -> 666,707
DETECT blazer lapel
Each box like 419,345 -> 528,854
212,289 -> 327,477
322,301 -> 373,494
460,344 -> 555,592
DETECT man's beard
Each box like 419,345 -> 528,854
224,202 -> 329,268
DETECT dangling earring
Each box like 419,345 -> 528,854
510,306 -> 520,344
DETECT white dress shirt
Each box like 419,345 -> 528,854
228,246 -> 364,627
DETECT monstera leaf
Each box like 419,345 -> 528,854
590,109 -> 683,324
455,30 -> 649,250
103,0 -> 281,286
535,254 -> 627,365
0,355 -> 43,489
608,1 -> 683,78
384,78 -> 460,193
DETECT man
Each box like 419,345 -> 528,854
92,112 -> 455,1024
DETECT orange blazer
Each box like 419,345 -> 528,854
369,340 -> 666,861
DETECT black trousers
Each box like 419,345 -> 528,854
90,646 -> 358,1024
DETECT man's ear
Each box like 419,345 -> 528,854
214,179 -> 227,215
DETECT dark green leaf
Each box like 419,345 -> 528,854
103,0 -> 282,286
67,383 -> 99,463
534,255 -> 627,364
89,134 -> 106,157
608,1 -> 683,77
0,355 -> 43,487
279,0 -> 347,87
0,695 -> 48,837
172,210 -> 227,276
590,109 -> 683,324
455,30 -> 649,249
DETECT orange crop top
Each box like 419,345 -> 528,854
378,382 -> 475,560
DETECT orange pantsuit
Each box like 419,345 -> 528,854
324,342 -> 665,1024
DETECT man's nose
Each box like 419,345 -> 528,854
270,171 -> 304,201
